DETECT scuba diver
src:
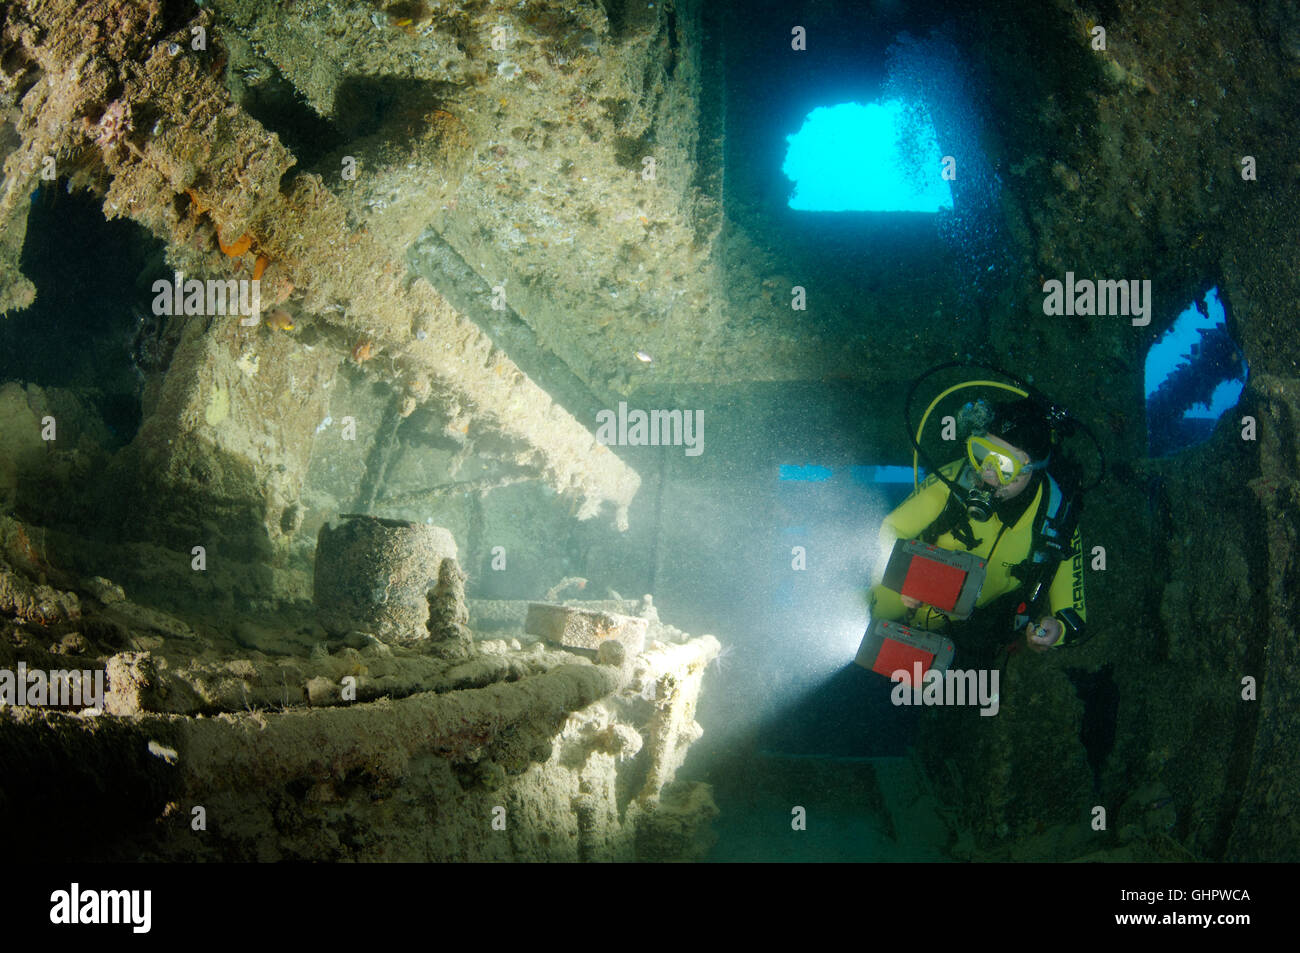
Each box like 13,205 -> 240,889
858,365 -> 1099,675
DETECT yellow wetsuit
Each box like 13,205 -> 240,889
869,461 -> 1085,647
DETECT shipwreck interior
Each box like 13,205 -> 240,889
0,0 -> 1298,864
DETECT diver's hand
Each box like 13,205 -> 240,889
901,595 -> 921,610
1026,617 -> 1062,652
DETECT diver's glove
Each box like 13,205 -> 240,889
1025,616 -> 1063,652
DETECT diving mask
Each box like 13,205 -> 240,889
966,435 -> 1043,485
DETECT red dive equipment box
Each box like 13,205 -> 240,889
854,618 -> 955,682
881,538 -> 986,620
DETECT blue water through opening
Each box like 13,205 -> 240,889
1144,287 -> 1248,456
782,100 -> 953,212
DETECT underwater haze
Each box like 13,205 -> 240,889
0,0 -> 1297,901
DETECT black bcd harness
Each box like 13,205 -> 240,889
919,465 -> 1088,645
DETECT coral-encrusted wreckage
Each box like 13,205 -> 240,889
0,0 -> 720,860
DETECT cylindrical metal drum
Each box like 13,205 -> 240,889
313,514 -> 458,643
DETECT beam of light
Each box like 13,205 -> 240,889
771,463 -> 913,675
782,100 -> 954,212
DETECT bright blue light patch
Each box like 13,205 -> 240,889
1144,286 -> 1248,456
782,100 -> 954,212
781,464 -> 929,485
848,465 -> 923,484
779,464 -> 834,482
870,465 -> 920,484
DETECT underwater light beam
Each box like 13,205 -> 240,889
782,100 -> 954,213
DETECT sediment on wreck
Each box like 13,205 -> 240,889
0,0 -> 726,860
0,556 -> 721,860
0,0 -> 645,611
